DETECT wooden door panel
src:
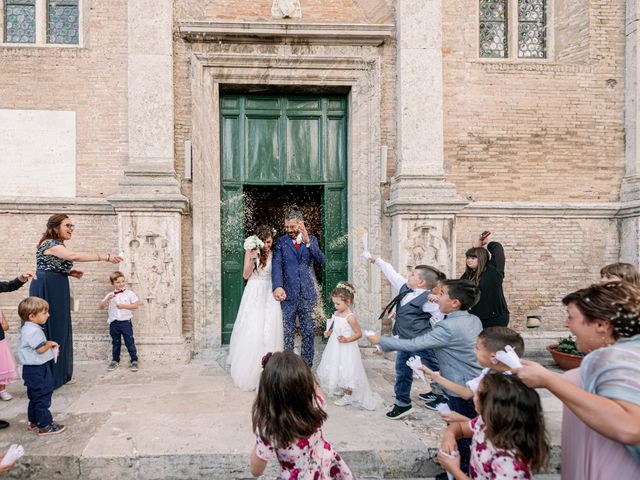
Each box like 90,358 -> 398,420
286,116 -> 320,182
246,115 -> 280,182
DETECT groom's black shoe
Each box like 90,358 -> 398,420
0,420 -> 9,429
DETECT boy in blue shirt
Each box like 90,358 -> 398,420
367,279 -> 482,473
18,297 -> 66,436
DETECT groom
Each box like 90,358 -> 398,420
272,208 -> 325,367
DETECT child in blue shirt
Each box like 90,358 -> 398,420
18,297 -> 66,436
367,279 -> 482,473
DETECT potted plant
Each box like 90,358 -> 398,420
547,336 -> 585,370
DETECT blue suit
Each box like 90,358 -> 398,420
272,234 -> 325,366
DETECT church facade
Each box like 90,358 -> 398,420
0,1 -> 636,359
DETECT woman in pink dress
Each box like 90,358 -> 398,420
516,281 -> 640,479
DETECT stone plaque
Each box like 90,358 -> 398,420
0,109 -> 76,197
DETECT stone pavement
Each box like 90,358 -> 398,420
0,344 -> 562,479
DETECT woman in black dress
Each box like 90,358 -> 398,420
460,231 -> 509,329
30,214 -> 122,389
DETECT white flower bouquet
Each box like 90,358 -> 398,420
244,235 -> 264,269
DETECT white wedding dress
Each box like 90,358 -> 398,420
227,253 -> 284,391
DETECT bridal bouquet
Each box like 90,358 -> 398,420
244,235 -> 264,251
244,235 -> 264,269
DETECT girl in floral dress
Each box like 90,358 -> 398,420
437,373 -> 549,480
250,351 -> 354,479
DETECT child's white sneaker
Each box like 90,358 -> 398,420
334,394 -> 352,407
0,391 -> 12,401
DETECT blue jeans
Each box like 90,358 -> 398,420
23,362 -> 54,428
394,348 -> 439,407
447,395 -> 478,474
110,320 -> 138,363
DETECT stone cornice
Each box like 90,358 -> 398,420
0,197 -> 114,214
178,21 -> 394,46
459,201 -> 620,218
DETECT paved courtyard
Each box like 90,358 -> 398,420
0,345 -> 562,479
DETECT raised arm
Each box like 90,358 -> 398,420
243,250 -> 258,280
372,256 -> 407,292
486,241 -> 505,275
307,236 -> 325,266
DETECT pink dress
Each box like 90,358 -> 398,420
254,398 -> 354,479
468,416 -> 532,479
0,338 -> 20,385
561,368 -> 640,480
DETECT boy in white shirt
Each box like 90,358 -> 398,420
100,271 -> 139,372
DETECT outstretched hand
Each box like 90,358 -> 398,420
513,359 -> 554,389
473,230 -> 491,248
18,271 -> 36,282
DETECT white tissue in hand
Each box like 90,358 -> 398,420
361,250 -> 372,260
405,355 -> 426,382
364,329 -> 376,337
295,232 -> 303,244
495,345 -> 523,369
1,444 -> 24,465
435,402 -> 451,414
118,251 -> 124,258
437,450 -> 459,480
52,346 -> 59,364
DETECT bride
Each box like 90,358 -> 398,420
227,225 -> 284,391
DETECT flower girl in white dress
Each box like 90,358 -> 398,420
316,281 -> 381,410
227,225 -> 284,391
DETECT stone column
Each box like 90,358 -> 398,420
386,0 -> 466,276
622,0 -> 640,265
108,0 -> 189,361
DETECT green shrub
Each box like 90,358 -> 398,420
556,336 -> 585,356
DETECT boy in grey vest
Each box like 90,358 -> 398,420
369,255 -> 445,420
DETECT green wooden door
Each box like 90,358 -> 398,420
220,95 -> 348,343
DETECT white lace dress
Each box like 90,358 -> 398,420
227,254 -> 284,391
316,313 -> 382,410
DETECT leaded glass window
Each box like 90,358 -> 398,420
47,0 -> 79,44
4,0 -> 36,43
479,0 -> 508,58
518,0 -> 546,58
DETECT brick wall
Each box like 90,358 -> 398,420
0,213 -> 119,336
0,0 -> 129,197
455,216 -> 619,331
442,0 -> 625,202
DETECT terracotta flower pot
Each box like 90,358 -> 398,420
547,344 -> 584,370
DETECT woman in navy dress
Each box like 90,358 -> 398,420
30,214 -> 122,389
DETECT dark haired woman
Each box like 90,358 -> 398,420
460,231 -> 509,329
29,214 -> 122,389
227,225 -> 283,391
516,281 -> 640,479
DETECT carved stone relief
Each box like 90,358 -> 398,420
118,214 -> 182,338
272,0 -> 302,19
400,217 -> 453,276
